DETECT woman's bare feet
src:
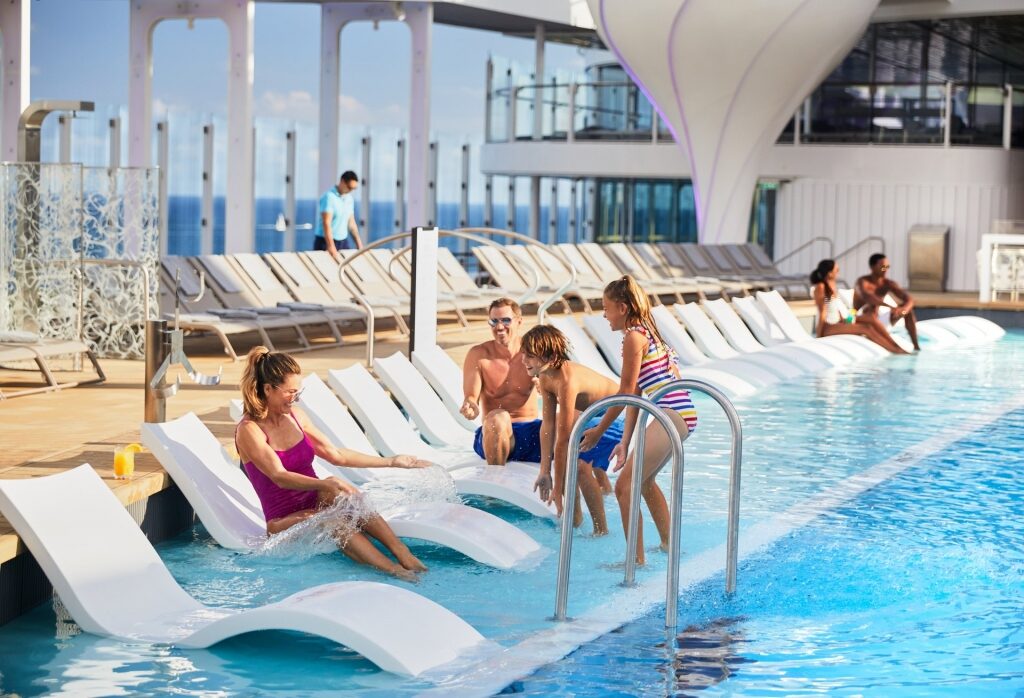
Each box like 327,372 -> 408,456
397,550 -> 428,572
389,565 -> 420,582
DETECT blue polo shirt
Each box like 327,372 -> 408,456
315,187 -> 355,241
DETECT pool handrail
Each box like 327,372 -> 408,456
552,381 -> 743,630
553,394 -> 684,626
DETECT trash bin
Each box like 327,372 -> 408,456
907,224 -> 949,292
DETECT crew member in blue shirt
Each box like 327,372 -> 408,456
314,170 -> 364,259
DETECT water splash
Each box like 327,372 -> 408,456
360,464 -> 459,516
253,492 -> 375,561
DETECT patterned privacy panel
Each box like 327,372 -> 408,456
0,164 -> 159,359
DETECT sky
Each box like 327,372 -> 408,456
30,1 -> 591,143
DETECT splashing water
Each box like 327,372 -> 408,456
360,464 -> 459,516
253,492 -> 375,561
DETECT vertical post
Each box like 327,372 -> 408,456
427,140 -> 438,228
144,319 -> 168,423
509,86 -> 519,142
529,177 -> 541,238
156,121 -> 169,258
793,106 -> 801,145
201,123 -> 215,255
394,138 -> 406,232
548,178 -> 559,244
0,0 -> 30,163
127,2 -> 153,168
484,57 -> 494,143
408,225 -> 438,355
569,178 -> 578,243
224,0 -> 255,254
586,180 -> 596,243
801,97 -> 811,138
459,144 -> 470,228
1003,84 -> 1013,151
318,5 -> 345,194
360,134 -> 372,235
505,68 -> 514,142
484,175 -> 493,227
108,117 -> 121,170
533,22 -> 545,141
507,176 -> 517,231
567,83 -> 577,143
622,412 -> 648,586
405,3 -> 433,231
58,114 -> 72,162
651,108 -> 658,144
285,129 -> 297,251
944,80 -> 953,148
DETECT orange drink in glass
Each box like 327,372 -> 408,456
113,443 -> 143,479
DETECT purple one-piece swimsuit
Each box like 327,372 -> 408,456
239,415 -> 320,522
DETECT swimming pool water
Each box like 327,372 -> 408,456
0,331 -> 1022,696
514,405 -> 1024,697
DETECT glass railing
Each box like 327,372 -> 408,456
486,76 -> 1023,149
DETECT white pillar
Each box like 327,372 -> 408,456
128,0 -> 255,252
319,4 -> 346,194
0,0 -> 30,162
406,3 -> 433,228
529,176 -> 541,237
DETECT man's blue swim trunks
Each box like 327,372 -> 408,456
473,418 -> 543,463
577,415 -> 625,471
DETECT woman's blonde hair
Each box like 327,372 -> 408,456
239,346 -> 302,420
521,324 -> 571,369
604,274 -> 668,350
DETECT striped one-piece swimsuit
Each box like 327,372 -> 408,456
628,325 -> 698,434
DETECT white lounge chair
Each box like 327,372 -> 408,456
328,364 -> 557,519
0,337 -> 105,399
755,290 -> 888,361
0,464 -> 487,676
374,352 -> 481,451
578,310 -> 759,400
701,298 -> 834,372
141,411 -> 541,570
411,343 -> 479,431
548,316 -> 619,381
671,303 -> 803,381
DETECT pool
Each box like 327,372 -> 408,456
0,332 -> 1021,696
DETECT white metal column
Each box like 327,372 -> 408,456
459,144 -> 470,228
360,135 -> 371,235
0,0 -> 30,162
108,117 -> 122,169
533,22 -> 545,141
394,138 -> 406,232
318,4 -> 346,194
406,3 -> 433,228
427,141 -> 438,228
548,178 -> 559,244
201,123 -> 215,255
156,121 -> 169,257
58,115 -> 72,162
284,129 -> 297,251
484,175 -> 493,227
507,177 -> 517,231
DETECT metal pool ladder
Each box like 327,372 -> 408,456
552,379 -> 743,629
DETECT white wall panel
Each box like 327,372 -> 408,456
775,178 -> 1023,291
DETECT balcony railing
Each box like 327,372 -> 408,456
485,63 -> 1024,150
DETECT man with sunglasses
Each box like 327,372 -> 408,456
461,298 -> 543,466
855,253 -> 921,351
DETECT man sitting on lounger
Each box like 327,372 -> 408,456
855,253 -> 921,351
461,298 -> 543,466
521,324 -> 626,534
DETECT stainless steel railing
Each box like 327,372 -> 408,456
553,379 -> 743,629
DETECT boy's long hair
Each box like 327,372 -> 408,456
521,324 -> 572,369
239,346 -> 302,420
604,274 -> 667,350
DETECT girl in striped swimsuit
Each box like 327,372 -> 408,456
579,275 -> 697,564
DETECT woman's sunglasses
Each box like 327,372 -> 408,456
488,317 -> 514,327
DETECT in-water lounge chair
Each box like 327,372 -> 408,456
755,290 -> 888,361
328,364 -> 557,519
0,464 -> 487,676
671,303 -> 804,381
411,343 -> 479,431
141,411 -> 541,570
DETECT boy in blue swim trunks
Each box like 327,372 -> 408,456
521,324 -> 627,535
462,298 -> 544,465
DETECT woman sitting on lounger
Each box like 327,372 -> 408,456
810,260 -> 907,354
236,347 -> 430,580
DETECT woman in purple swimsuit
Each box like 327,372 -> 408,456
235,347 -> 429,580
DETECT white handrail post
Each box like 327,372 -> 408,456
567,83 -> 577,144
943,80 -> 953,148
1004,83 -> 1013,151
